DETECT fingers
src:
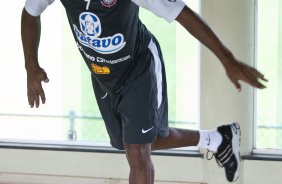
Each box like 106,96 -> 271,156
230,65 -> 267,91
28,86 -> 46,108
40,87 -> 46,104
234,81 -> 242,92
34,92 -> 40,108
28,92 -> 34,108
251,68 -> 268,82
28,91 -> 38,108
27,69 -> 48,108
244,67 -> 267,89
41,69 -> 50,83
230,76 -> 242,92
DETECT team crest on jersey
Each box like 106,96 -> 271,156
80,13 -> 101,38
101,0 -> 117,8
73,12 -> 126,54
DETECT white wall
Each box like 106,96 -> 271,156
200,0 -> 255,183
0,0 -> 281,184
0,148 -> 281,184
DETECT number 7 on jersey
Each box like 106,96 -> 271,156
85,0 -> 91,10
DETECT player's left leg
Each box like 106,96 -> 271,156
151,127 -> 223,153
151,123 -> 241,182
151,127 -> 200,150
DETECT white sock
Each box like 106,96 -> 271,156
197,130 -> 223,152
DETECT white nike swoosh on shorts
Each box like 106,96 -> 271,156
142,126 -> 154,134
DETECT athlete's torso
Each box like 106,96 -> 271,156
60,0 -> 152,93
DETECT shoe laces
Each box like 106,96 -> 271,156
206,150 -> 239,182
206,150 -> 224,168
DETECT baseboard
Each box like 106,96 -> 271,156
0,172 -> 202,184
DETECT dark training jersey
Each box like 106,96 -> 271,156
25,0 -> 186,93
60,0 -> 152,92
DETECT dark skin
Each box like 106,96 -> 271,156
176,6 -> 267,91
21,9 -> 49,108
21,5 -> 267,184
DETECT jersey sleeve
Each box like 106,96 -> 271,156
25,0 -> 55,16
131,0 -> 185,22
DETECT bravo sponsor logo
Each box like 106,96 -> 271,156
73,12 -> 126,54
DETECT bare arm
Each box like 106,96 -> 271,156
21,8 -> 49,108
176,6 -> 267,90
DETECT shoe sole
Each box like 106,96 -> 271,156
230,122 -> 241,182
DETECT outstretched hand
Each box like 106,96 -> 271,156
224,59 -> 267,91
26,67 -> 49,108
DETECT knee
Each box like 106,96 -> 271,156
124,143 -> 152,170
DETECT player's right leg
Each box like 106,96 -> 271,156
124,143 -> 154,184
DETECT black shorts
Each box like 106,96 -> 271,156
91,38 -> 169,150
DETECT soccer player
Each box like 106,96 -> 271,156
21,0 -> 267,183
